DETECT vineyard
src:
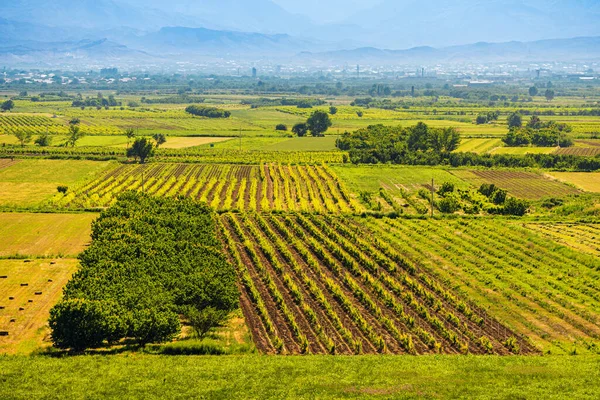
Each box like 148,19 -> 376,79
524,223 -> 600,257
219,213 -> 534,355
0,115 -> 67,135
450,170 -> 580,199
555,147 -> 600,157
364,217 -> 600,353
52,163 -> 361,212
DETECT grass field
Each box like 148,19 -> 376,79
454,138 -> 503,154
0,213 -> 96,258
0,259 -> 79,354
0,160 -> 114,208
0,355 -> 599,399
490,146 -> 557,155
548,172 -> 600,192
450,170 -> 580,200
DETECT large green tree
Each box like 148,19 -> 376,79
66,124 -> 85,147
292,122 -> 309,137
128,137 -> 155,164
306,110 -> 332,137
1,100 -> 14,112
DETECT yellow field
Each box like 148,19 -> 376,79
0,213 -> 96,257
548,172 -> 600,192
0,159 -> 113,207
0,259 -> 79,354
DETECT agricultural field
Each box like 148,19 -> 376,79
0,213 -> 96,258
52,163 -> 361,213
524,223 -> 600,257
219,213 -> 534,355
0,259 -> 79,354
364,217 -> 600,354
454,138 -> 503,154
555,147 -> 600,157
0,160 -> 114,207
548,172 -> 600,192
450,170 -> 581,200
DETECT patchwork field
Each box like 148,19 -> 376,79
220,213 -> 534,355
0,160 -> 114,207
450,170 -> 580,199
52,163 -> 361,213
0,213 -> 96,258
0,258 -> 79,354
455,138 -> 503,154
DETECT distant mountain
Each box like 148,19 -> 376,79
299,36 -> 600,65
130,27 -> 319,56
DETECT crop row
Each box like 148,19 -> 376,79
364,217 -> 600,353
51,163 -> 361,213
218,212 -> 534,355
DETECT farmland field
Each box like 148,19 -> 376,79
220,213 -> 534,355
0,259 -> 79,354
450,170 -> 580,199
0,160 -> 114,207
555,147 -> 600,157
548,172 -> 600,192
524,223 -> 600,257
454,138 -> 503,154
364,217 -> 600,354
0,213 -> 96,258
52,163 -> 360,213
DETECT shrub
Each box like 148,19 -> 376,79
57,186 -> 68,194
187,306 -> 229,339
275,124 -> 287,131
438,194 -> 461,214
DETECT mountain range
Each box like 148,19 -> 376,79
0,0 -> 599,68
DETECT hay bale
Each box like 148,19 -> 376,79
18,307 -> 24,311
20,283 -> 28,287
35,292 -> 42,295
23,260 -> 31,263
8,297 -> 14,300
0,331 -> 8,336
9,319 -> 15,323
28,300 -> 33,303
48,279 -> 53,283
0,275 -> 7,279
0,306 -> 4,309
50,261 -> 56,265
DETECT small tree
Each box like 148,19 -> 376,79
475,115 -> 488,125
306,110 -> 332,137
187,306 -> 229,339
507,112 -> 522,129
13,131 -> 32,147
292,123 -> 308,137
128,137 -> 155,164
275,124 -> 287,131
66,124 -> 84,147
545,89 -> 555,102
329,106 -> 338,115
152,133 -> 166,148
35,133 -> 52,147
529,86 -> 538,96
1,100 -> 14,112
125,128 -> 136,147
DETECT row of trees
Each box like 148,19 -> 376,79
49,193 -> 239,351
292,110 -> 332,137
185,105 -> 231,118
503,115 -> 573,147
336,122 -> 461,163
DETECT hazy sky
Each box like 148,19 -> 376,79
271,0 -> 384,23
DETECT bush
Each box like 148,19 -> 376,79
438,194 -> 461,214
185,105 -> 231,118
57,185 -> 68,194
275,124 -> 287,131
438,182 -> 455,196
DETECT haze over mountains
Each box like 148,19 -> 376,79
1,0 -> 599,68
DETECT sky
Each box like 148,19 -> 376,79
270,0 -> 384,23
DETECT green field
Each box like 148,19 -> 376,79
0,355 -> 599,399
0,160 -> 114,207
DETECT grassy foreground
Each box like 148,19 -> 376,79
1,355 -> 599,399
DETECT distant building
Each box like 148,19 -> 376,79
252,67 -> 257,78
